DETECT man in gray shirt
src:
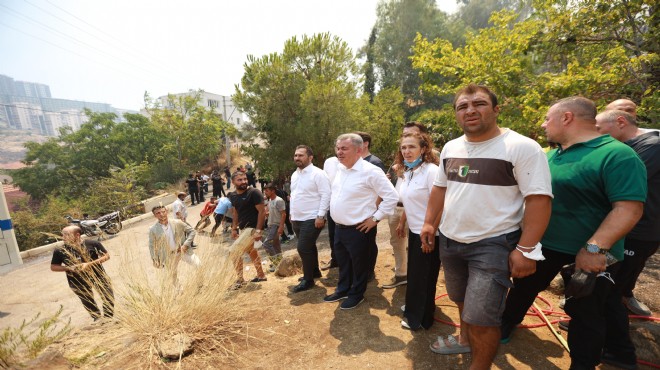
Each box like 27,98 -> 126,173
263,183 -> 286,271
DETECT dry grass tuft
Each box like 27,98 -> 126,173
112,230 -> 258,365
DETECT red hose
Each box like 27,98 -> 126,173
432,293 -> 660,368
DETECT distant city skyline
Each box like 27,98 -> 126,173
0,0 -> 459,111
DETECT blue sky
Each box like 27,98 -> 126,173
0,0 -> 458,110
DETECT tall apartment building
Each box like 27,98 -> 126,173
0,74 -> 125,136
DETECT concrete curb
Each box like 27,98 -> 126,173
19,193 -> 180,259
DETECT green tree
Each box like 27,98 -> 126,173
363,27 -> 378,102
234,33 -> 365,179
411,0 -> 658,144
456,0 -> 531,30
370,0 -> 447,105
145,90 -> 234,167
362,87 -> 406,162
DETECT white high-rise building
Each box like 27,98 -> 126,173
155,91 -> 246,129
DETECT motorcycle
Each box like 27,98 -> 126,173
65,211 -> 122,239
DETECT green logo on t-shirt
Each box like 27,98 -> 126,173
459,165 -> 470,177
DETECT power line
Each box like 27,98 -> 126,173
0,3 -> 171,82
0,20 -> 152,84
35,0 -> 181,76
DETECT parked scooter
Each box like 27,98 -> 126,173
65,211 -> 122,239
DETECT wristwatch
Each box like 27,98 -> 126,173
583,243 -> 607,255
371,216 -> 380,223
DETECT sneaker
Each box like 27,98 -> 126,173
340,297 -> 364,310
623,296 -> 652,316
558,320 -> 569,331
381,275 -> 407,289
250,277 -> 267,283
500,320 -> 518,344
287,234 -> 295,240
558,297 -> 566,309
324,292 -> 349,303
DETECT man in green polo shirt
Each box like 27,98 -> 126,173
500,97 -> 647,370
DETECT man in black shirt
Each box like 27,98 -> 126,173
596,109 -> 659,318
211,170 -> 226,197
196,171 -> 206,202
229,171 -> 267,287
185,173 -> 200,205
51,226 -> 114,320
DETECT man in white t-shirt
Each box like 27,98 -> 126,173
420,84 -> 553,367
172,192 -> 188,223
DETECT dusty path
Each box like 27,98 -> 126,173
1,201 -> 657,369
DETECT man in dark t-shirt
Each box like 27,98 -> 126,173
596,109 -> 659,317
229,171 -> 267,288
185,173 -> 200,205
51,225 -> 114,320
211,171 -> 226,197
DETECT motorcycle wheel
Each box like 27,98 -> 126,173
104,221 -> 122,235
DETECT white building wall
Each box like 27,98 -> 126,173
156,91 -> 247,129
13,103 -> 42,131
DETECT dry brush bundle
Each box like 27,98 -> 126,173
112,230 -> 261,364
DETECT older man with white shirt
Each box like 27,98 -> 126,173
289,145 -> 332,293
324,133 -> 399,310
321,156 -> 340,271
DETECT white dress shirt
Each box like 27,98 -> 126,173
160,222 -> 177,251
323,156 -> 340,184
290,164 -> 331,221
329,157 -> 398,225
399,163 -> 439,234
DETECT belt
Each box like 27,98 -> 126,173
336,223 -> 359,229
397,202 -> 404,207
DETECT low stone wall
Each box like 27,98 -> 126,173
19,192 -> 180,259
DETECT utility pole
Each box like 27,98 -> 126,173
0,188 -> 22,269
222,96 -> 231,169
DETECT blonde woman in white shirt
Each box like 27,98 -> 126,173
395,131 -> 441,331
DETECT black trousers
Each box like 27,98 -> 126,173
618,237 -> 659,298
188,188 -> 199,205
211,213 -> 231,234
369,224 -> 378,275
212,183 -> 226,197
327,211 -> 336,262
292,219 -> 323,281
502,248 -> 636,369
68,272 -> 114,319
404,231 -> 440,329
334,225 -> 377,300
